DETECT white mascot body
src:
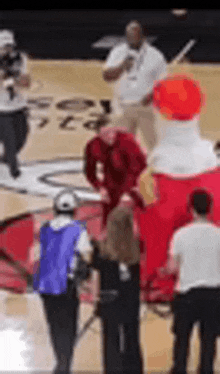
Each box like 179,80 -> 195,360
149,75 -> 217,177
138,76 -> 219,301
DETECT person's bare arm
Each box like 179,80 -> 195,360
164,253 -> 181,274
141,92 -> 153,106
103,57 -> 134,82
103,62 -> 125,82
160,233 -> 182,276
139,167 -> 156,205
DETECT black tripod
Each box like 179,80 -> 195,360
75,290 -> 119,344
75,308 -> 98,344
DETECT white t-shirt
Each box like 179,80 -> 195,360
76,229 -> 93,255
0,51 -> 28,112
105,41 -> 167,112
170,221 -> 220,293
50,215 -> 93,255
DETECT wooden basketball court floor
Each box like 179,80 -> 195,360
1,60 -> 220,372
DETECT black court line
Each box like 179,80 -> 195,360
39,169 -> 94,193
0,156 -> 99,223
19,156 -> 84,167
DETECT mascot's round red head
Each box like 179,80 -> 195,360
149,74 -> 217,176
153,75 -> 204,121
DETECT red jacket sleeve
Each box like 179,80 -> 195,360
121,134 -> 147,191
84,139 -> 103,190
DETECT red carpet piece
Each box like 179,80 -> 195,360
0,214 -> 34,293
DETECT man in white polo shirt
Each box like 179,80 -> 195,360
164,189 -> 220,374
103,20 -> 167,152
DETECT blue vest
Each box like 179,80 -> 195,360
33,220 -> 85,295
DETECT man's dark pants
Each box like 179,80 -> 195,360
40,285 -> 79,373
102,318 -> 143,374
171,287 -> 220,374
0,109 -> 28,175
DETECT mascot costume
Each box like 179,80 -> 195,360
138,75 -> 218,303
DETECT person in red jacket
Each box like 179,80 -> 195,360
84,125 -> 147,226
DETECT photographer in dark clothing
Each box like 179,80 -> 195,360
33,189 -> 92,374
91,206 -> 143,374
0,30 -> 30,178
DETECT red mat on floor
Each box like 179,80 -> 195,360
0,214 -> 34,293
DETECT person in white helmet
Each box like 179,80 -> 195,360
103,20 -> 167,152
33,189 -> 93,374
0,29 -> 31,178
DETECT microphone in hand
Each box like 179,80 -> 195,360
123,55 -> 135,72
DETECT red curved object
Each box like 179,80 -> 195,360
0,214 -> 34,293
139,168 -> 220,303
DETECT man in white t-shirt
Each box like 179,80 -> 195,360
0,30 -> 30,178
103,20 -> 167,152
164,189 -> 220,374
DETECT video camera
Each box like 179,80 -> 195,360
67,254 -> 92,298
0,50 -> 23,100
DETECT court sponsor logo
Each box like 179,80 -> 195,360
28,95 -> 111,132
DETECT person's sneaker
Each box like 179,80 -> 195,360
11,169 -> 21,179
53,364 -> 70,373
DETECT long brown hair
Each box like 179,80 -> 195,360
99,206 -> 140,265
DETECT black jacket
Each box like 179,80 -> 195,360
91,241 -> 140,323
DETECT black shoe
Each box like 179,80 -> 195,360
53,365 -> 70,374
54,358 -> 71,373
11,169 -> 21,179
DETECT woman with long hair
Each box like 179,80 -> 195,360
91,206 -> 143,374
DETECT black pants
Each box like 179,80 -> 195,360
171,287 -> 220,374
40,289 -> 79,373
101,318 -> 143,374
0,109 -> 28,174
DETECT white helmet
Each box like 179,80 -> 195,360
0,30 -> 15,48
54,189 -> 80,212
